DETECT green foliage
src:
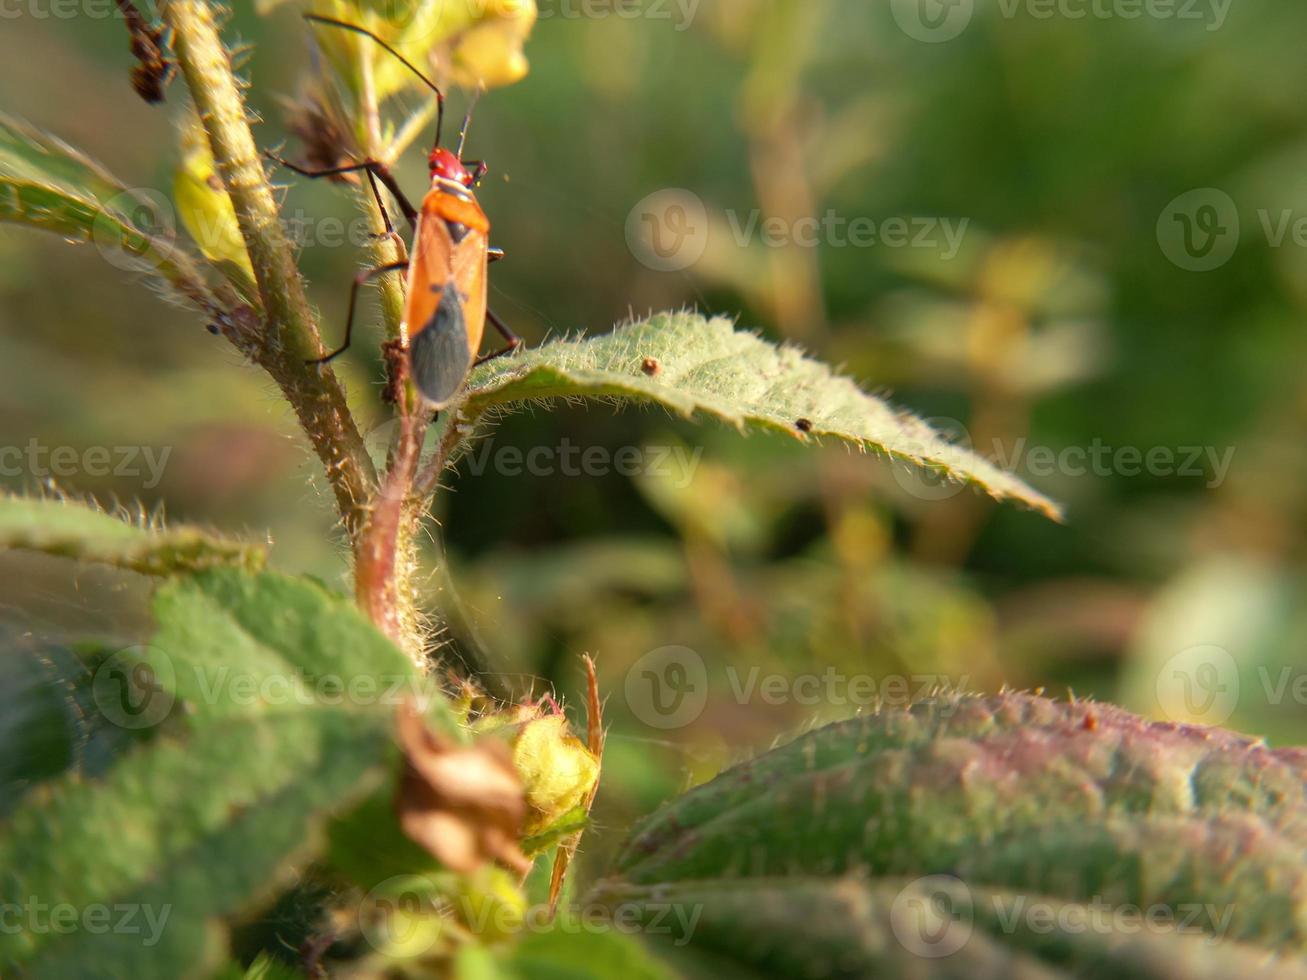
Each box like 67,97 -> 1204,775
0,115 -> 127,203
594,877 -> 1307,980
0,495 -> 265,574
466,313 -> 1060,520
149,567 -> 446,725
0,709 -> 393,977
0,525 -> 447,977
598,692 -> 1307,975
0,115 -> 220,310
3,1 -> 1302,977
492,925 -> 678,980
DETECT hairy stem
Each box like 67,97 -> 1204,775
355,407 -> 424,656
163,0 -> 376,536
413,409 -> 477,501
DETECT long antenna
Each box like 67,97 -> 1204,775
304,14 -> 446,148
456,87 -> 483,159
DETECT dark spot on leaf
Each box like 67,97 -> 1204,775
641,357 -> 661,377
795,418 -> 814,433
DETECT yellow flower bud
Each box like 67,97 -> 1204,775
511,713 -> 600,836
445,0 -> 537,89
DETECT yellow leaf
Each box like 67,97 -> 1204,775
172,118 -> 255,288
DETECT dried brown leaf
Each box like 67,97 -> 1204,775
394,700 -> 530,876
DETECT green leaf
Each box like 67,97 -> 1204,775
591,877 -> 1307,980
603,692 -> 1307,971
464,313 -> 1060,520
453,918 -> 678,980
146,568 -> 460,734
238,952 -> 307,980
0,708 -> 395,978
0,114 -> 128,203
0,115 -> 222,312
0,564 -> 459,977
520,805 -> 589,856
503,925 -> 678,980
0,495 -> 265,575
0,631 -> 80,810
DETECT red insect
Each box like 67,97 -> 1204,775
269,15 -> 518,409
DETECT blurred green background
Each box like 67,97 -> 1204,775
3,0 -> 1307,870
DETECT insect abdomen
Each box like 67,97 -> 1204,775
410,283 -> 471,408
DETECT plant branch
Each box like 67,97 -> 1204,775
345,38 -> 431,656
163,0 -> 377,536
413,409 -> 478,502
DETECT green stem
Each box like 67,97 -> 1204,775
346,40 -> 430,657
163,0 -> 376,536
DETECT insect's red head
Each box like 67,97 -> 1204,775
428,147 -> 474,187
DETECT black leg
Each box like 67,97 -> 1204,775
305,14 -> 446,149
307,260 -> 409,365
367,162 -> 419,230
474,308 -> 521,366
265,151 -> 372,180
265,151 -> 419,231
365,168 -> 396,239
